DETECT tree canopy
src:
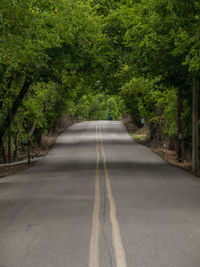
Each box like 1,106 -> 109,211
0,0 -> 200,171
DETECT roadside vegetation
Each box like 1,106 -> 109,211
0,0 -> 200,173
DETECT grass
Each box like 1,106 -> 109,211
131,133 -> 147,141
130,132 -> 147,142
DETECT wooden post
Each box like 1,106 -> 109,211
192,74 -> 199,173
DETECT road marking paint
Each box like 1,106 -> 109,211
99,125 -> 128,267
89,125 -> 100,267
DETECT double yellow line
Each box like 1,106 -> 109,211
89,125 -> 127,267
89,126 -> 101,267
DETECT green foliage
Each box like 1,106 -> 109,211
121,76 -> 177,137
0,0 -> 200,162
75,93 -> 123,121
23,82 -> 59,130
0,0 -> 110,162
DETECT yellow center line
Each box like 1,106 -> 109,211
89,125 -> 100,267
99,125 -> 128,267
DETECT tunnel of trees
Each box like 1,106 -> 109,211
0,0 -> 200,172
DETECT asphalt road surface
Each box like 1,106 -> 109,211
1,121 -> 200,267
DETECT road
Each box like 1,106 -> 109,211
1,121 -> 200,267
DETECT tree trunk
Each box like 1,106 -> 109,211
1,139 -> 6,164
0,77 -> 13,111
169,136 -> 176,151
177,87 -> 183,161
27,102 -> 47,164
149,124 -> 156,142
27,143 -> 31,165
192,74 -> 199,173
8,133 -> 12,163
0,76 -> 32,146
29,122 -> 36,140
13,129 -> 19,161
158,108 -> 162,143
29,102 -> 47,139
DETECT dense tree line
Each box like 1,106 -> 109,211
0,0 -> 200,172
0,0 -> 109,162
91,0 -> 200,172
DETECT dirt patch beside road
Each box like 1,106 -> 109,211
0,129 -> 66,179
150,147 -> 193,172
127,125 -> 200,177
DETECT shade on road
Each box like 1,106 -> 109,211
0,121 -> 200,267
